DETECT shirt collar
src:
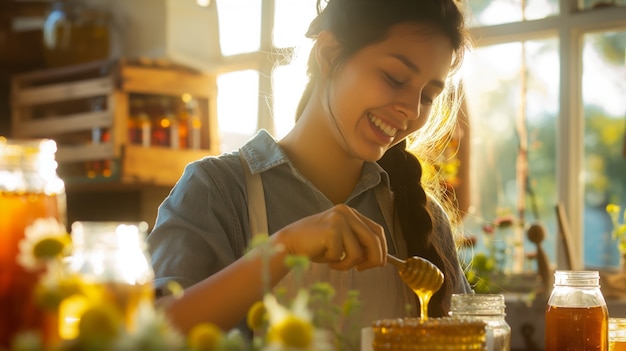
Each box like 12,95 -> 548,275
239,129 -> 289,173
240,129 -> 392,194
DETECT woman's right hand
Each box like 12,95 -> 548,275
270,204 -> 388,271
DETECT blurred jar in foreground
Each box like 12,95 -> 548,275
43,0 -> 111,68
545,270 -> 608,351
0,138 -> 67,348
59,221 -> 154,340
610,318 -> 626,351
449,293 -> 511,351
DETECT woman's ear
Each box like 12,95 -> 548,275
314,30 -> 341,76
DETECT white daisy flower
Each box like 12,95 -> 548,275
115,301 -> 186,351
262,290 -> 334,351
17,217 -> 70,271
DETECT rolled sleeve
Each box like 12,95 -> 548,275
147,156 -> 249,294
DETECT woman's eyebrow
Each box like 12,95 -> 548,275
390,53 -> 420,74
389,53 -> 445,89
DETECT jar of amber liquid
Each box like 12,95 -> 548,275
0,138 -> 66,349
545,270 -> 608,351
42,0 -> 111,67
372,317 -> 486,351
59,221 -> 154,340
609,318 -> 626,351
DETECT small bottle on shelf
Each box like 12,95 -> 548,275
150,96 -> 179,149
184,95 -> 202,150
128,95 -> 151,147
174,95 -> 189,150
86,96 -> 112,178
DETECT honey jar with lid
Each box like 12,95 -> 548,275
545,270 -> 608,351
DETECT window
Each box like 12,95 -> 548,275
462,0 -> 626,272
211,0 -> 626,271
213,0 -> 315,152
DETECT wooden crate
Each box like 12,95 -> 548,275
10,58 -> 219,186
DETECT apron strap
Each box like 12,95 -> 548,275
239,151 -> 269,238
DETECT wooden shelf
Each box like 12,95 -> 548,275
11,58 -> 219,187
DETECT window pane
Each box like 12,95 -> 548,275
217,70 -> 259,152
461,39 -> 559,275
582,30 -> 626,269
273,0 -> 317,48
272,41 -> 313,138
467,0 -> 559,27
215,0 -> 261,56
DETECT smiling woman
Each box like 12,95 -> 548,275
147,0 -> 473,343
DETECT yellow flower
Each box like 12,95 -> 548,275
247,300 -> 268,330
17,218 -> 70,271
188,323 -> 224,351
262,290 -> 333,351
606,203 -> 626,243
607,203 -> 621,215
78,303 -> 123,341
270,315 -> 313,348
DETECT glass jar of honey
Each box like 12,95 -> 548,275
371,317 -> 486,350
59,221 -> 154,340
0,138 -> 66,349
545,270 -> 608,351
609,318 -> 626,351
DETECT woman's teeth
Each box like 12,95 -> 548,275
368,113 -> 398,137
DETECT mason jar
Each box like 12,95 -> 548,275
42,0 -> 111,67
545,270 -> 608,351
59,221 -> 154,340
449,293 -> 511,351
0,137 -> 67,348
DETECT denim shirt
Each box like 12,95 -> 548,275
147,129 -> 470,332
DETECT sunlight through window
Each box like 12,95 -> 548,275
215,0 -> 261,56
217,70 -> 259,152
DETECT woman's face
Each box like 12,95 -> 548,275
324,22 -> 454,162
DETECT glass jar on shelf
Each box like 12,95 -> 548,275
181,94 -> 203,150
128,95 -> 152,148
59,221 -> 154,340
151,96 -> 182,149
0,138 -> 67,349
42,0 -> 111,68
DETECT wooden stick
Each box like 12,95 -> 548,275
387,253 -> 405,270
555,203 -> 576,270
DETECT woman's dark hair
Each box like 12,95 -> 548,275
296,0 -> 470,317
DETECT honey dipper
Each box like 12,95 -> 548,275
387,254 -> 444,320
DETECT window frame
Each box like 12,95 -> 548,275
213,0 -> 279,137
469,1 -> 626,269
